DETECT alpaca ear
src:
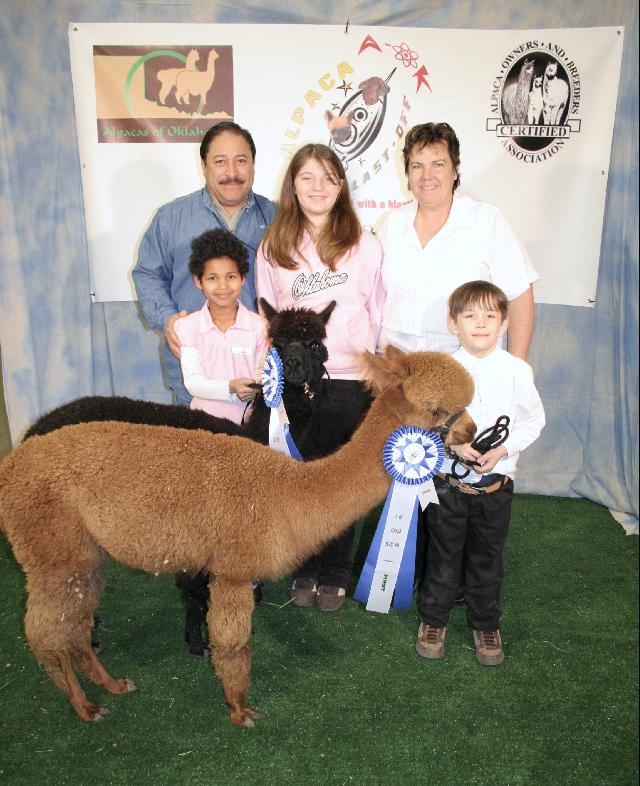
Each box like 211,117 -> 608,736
359,346 -> 410,393
318,300 -> 337,325
259,298 -> 278,320
383,344 -> 411,374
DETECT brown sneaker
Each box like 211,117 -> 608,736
289,578 -> 317,608
416,623 -> 446,659
473,629 -> 504,666
315,585 -> 346,612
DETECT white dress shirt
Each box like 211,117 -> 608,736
443,346 -> 545,481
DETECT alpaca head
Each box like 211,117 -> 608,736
260,299 -> 336,393
361,345 -> 476,444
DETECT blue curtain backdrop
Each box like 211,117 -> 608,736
0,1 -> 637,524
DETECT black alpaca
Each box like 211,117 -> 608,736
23,300 -> 336,655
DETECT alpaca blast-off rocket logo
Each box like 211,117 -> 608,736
94,45 -> 234,142
486,40 -> 582,163
281,33 -> 431,206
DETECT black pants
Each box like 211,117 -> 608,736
417,476 -> 513,631
293,379 -> 372,588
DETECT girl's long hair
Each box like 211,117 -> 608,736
262,144 -> 361,272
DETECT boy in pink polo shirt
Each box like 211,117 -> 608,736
174,229 -> 268,424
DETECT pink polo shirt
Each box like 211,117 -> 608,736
174,302 -> 268,423
256,230 -> 385,379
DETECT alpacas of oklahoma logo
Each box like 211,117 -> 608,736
93,45 -> 234,143
280,32 -> 430,200
486,40 -> 582,163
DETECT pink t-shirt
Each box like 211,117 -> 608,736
256,230 -> 385,379
174,302 -> 268,423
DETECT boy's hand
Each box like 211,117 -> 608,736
474,446 -> 508,473
449,443 -> 482,465
230,378 -> 259,402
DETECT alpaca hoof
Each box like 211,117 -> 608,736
91,639 -> 104,654
123,678 -> 137,693
93,614 -> 107,629
107,677 -> 137,695
232,707 -> 260,728
187,640 -> 210,657
90,706 -> 109,722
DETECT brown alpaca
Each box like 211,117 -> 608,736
0,348 -> 475,728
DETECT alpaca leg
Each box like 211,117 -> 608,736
24,569 -> 110,722
75,647 -> 137,696
41,649 -> 110,722
71,563 -> 136,696
207,577 -> 258,728
176,570 -> 210,656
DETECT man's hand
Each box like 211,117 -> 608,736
165,311 -> 187,358
230,378 -> 259,402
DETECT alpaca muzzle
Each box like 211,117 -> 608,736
433,410 -> 476,446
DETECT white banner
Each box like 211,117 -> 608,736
69,23 -> 623,307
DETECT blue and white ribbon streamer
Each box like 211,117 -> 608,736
353,427 -> 445,613
261,347 -> 302,460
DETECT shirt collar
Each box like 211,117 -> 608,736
402,193 -> 473,233
445,194 -> 474,229
202,188 -> 255,218
456,344 -> 502,364
196,301 -> 253,334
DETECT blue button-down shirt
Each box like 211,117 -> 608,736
132,187 -> 276,404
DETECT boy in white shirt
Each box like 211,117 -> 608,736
416,281 -> 545,665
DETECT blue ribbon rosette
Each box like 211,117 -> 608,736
353,426 -> 445,613
261,347 -> 302,460
262,347 -> 284,408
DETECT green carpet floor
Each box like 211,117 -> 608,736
0,495 -> 637,786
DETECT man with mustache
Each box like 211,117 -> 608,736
133,122 -> 276,405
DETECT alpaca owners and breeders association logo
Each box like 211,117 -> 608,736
486,40 -> 582,163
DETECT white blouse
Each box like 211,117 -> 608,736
378,195 -> 537,354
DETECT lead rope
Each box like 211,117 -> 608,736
449,415 -> 511,480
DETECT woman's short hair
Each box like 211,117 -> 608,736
402,122 -> 461,191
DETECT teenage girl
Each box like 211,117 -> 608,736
256,143 -> 385,612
